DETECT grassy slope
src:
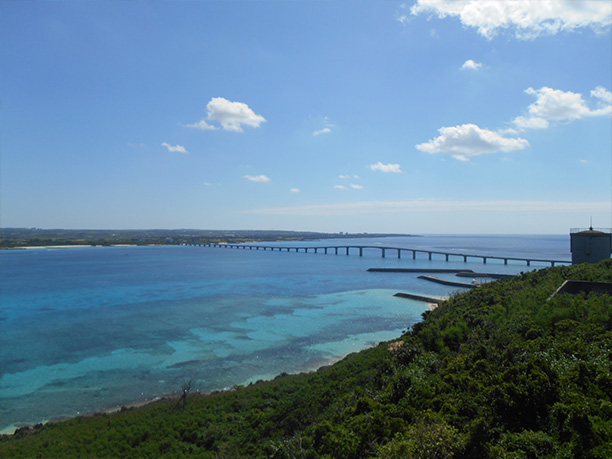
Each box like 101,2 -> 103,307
1,260 -> 611,458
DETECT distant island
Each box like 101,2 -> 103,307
0,228 -> 418,249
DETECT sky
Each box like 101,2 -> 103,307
1,0 -> 611,234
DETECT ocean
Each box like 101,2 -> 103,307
0,234 -> 570,433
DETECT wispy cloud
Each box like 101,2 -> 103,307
350,184 -> 364,190
161,142 -> 188,154
186,97 -> 266,132
461,59 -> 482,70
339,174 -> 359,179
334,185 -> 347,190
244,174 -> 271,183
313,127 -> 331,136
240,199 -> 611,216
410,0 -> 612,40
369,162 -> 403,173
313,117 -> 335,136
290,188 -> 300,193
186,120 -> 217,131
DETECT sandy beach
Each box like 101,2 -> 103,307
9,244 -> 140,250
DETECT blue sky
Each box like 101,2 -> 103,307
1,0 -> 611,234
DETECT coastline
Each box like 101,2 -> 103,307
0,289 -> 434,436
0,353 -> 351,437
0,237 -> 493,438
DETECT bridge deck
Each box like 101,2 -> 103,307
187,243 -> 569,267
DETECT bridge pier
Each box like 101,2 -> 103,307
203,244 -> 566,267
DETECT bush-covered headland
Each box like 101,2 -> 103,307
1,260 -> 611,458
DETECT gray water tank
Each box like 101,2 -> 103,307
570,228 -> 612,264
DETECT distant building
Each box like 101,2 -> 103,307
570,227 -> 612,264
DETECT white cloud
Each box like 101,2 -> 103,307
592,86 -> 612,104
411,0 -> 612,39
461,59 -> 482,70
313,127 -> 332,136
512,86 -> 612,130
524,86 -> 591,121
416,123 -> 529,160
419,85 -> 610,158
186,120 -> 218,131
339,174 -> 359,179
161,142 -> 188,154
591,86 -> 612,115
244,174 -> 270,183
350,184 -> 364,189
334,185 -> 347,190
241,199 -> 611,216
369,162 -> 403,173
290,188 -> 300,193
510,115 -> 550,131
187,97 -> 266,132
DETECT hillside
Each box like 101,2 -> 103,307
1,260 -> 611,458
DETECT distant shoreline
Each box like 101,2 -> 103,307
0,229 -> 419,250
4,244 -> 149,250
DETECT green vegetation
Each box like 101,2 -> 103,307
0,228 -> 414,248
1,260 -> 611,458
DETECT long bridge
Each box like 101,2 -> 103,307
186,243 -> 569,267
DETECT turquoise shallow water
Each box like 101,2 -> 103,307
0,235 -> 570,432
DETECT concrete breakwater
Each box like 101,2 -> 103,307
418,275 -> 478,288
393,292 -> 446,305
368,268 -> 513,279
367,268 -> 474,273
455,272 -> 513,279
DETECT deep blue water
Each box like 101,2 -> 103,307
0,235 -> 570,432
